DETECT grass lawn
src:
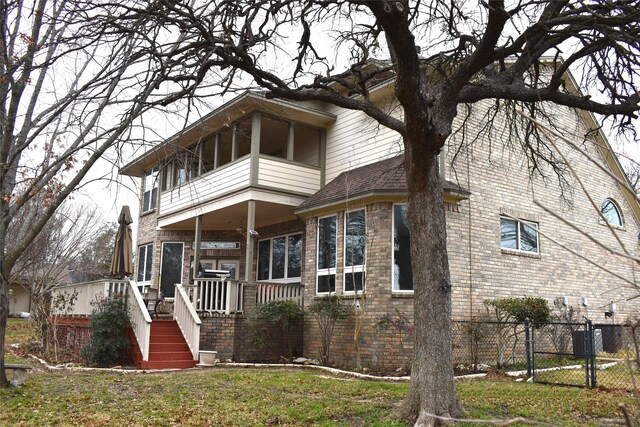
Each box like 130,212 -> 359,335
2,319 -> 638,426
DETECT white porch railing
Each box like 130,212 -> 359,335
190,278 -> 245,314
126,280 -> 152,362
51,280 -> 129,316
256,282 -> 304,306
174,284 -> 201,360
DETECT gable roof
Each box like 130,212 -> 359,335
295,155 -> 470,213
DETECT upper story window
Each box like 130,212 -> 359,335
345,210 -> 365,293
600,198 -> 623,227
500,217 -> 539,254
317,215 -> 336,294
137,243 -> 153,282
393,205 -> 413,292
142,167 -> 158,213
257,233 -> 302,281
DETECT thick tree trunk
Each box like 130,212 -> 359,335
0,276 -> 9,387
399,147 -> 462,426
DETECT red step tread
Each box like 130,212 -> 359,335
129,320 -> 198,370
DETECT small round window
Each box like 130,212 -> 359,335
600,198 -> 623,227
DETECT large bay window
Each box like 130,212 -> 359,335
317,215 -> 336,293
257,233 -> 302,281
393,205 -> 413,292
137,243 -> 153,282
142,168 -> 158,213
344,210 -> 365,292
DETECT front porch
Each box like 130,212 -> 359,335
51,278 -> 304,369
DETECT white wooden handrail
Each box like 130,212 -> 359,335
127,280 -> 152,362
174,283 -> 201,360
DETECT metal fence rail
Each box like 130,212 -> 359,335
451,319 -> 639,390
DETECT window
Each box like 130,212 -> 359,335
142,168 -> 158,212
317,215 -> 336,293
344,210 -> 365,292
500,217 -> 539,253
600,198 -> 623,227
137,243 -> 153,282
393,205 -> 413,291
257,233 -> 302,281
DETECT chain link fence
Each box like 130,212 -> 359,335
452,320 -> 639,391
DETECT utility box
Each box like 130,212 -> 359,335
572,329 -> 603,357
597,324 -> 623,353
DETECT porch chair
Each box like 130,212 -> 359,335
144,288 -> 161,319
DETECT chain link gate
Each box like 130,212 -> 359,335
527,319 -> 596,388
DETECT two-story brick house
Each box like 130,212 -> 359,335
120,73 -> 640,368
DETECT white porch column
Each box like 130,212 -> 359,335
287,122 -> 295,160
245,200 -> 256,282
194,215 -> 202,279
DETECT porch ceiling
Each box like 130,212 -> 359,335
159,200 -> 299,231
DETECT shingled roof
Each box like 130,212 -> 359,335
296,155 -> 470,212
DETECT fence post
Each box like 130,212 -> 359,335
588,320 -> 597,388
524,318 -> 532,378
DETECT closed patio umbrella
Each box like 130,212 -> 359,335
110,205 -> 133,278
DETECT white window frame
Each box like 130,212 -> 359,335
316,214 -> 337,294
137,243 -> 153,283
500,216 -> 539,254
344,209 -> 366,294
599,198 -> 624,228
141,167 -> 158,213
392,204 -> 414,293
256,233 -> 303,283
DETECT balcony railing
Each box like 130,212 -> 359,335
189,278 -> 245,315
159,155 -> 321,217
51,280 -> 129,316
256,282 -> 304,307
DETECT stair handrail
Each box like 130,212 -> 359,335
174,283 -> 201,360
127,280 -> 152,362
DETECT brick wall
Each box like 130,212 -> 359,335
199,284 -> 303,362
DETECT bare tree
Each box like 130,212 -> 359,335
0,0 -> 208,387
5,0 -> 640,425
89,1 -> 640,424
8,201 -> 112,350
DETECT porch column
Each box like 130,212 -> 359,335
286,122 -> 295,161
213,133 -> 220,169
249,112 -> 261,186
245,200 -> 256,282
231,124 -> 239,161
194,215 -> 203,279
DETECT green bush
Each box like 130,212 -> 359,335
484,296 -> 551,323
254,300 -> 304,357
81,296 -> 131,367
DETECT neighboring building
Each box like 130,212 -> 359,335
8,282 -> 31,316
119,74 -> 640,368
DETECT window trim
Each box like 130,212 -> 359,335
599,198 -> 624,228
500,216 -> 540,255
392,204 -> 414,293
316,214 -> 337,294
344,209 -> 366,294
256,232 -> 303,283
141,167 -> 159,213
137,243 -> 153,283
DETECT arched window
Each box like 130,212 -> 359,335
600,198 -> 623,227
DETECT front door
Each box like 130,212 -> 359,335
160,242 -> 184,298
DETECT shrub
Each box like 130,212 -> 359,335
81,296 -> 131,367
484,297 -> 551,369
253,299 -> 304,357
308,295 -> 351,365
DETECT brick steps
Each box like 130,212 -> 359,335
130,320 -> 197,370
